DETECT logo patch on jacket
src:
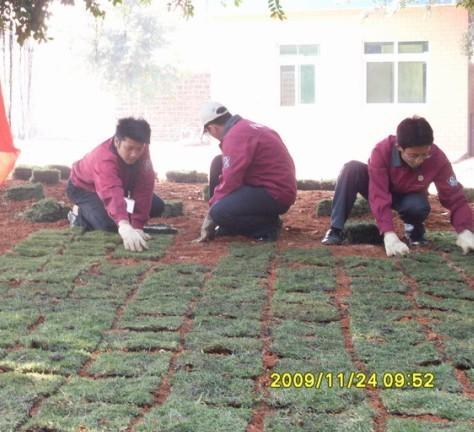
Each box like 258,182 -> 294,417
448,175 -> 458,187
223,156 -> 231,169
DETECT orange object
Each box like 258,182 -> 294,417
0,84 -> 19,184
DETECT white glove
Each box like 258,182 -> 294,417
456,229 -> 474,255
192,212 -> 216,243
118,221 -> 148,252
384,231 -> 410,257
135,229 -> 152,241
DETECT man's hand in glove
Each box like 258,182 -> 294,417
456,229 -> 474,255
384,231 -> 410,257
193,212 -> 216,243
118,220 -> 149,252
135,229 -> 152,241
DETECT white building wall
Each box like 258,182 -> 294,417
207,6 -> 469,179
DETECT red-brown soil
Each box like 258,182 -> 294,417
0,179 -> 462,260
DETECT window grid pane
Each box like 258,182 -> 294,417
298,44 -> 319,56
280,65 -> 296,106
398,62 -> 426,103
367,62 -> 394,103
398,41 -> 429,54
364,42 -> 394,54
280,45 -> 297,55
300,64 -> 315,104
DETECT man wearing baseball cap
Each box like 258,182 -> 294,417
195,101 -> 297,242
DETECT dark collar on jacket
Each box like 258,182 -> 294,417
222,115 -> 242,137
391,144 -> 402,168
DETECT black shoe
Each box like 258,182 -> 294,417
254,228 -> 279,242
404,223 -> 429,246
321,228 -> 344,245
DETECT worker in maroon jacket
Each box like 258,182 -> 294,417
322,116 -> 474,256
66,117 -> 165,252
195,101 -> 297,242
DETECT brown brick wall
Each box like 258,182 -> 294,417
115,73 -> 210,143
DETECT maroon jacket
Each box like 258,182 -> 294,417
70,137 -> 155,229
368,135 -> 472,234
209,117 -> 297,208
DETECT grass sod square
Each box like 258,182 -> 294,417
0,254 -> 49,282
264,403 -> 375,432
191,316 -> 261,338
125,297 -> 191,316
270,321 -> 351,365
138,263 -> 208,295
118,314 -> 183,332
65,229 -> 122,256
414,294 -> 473,315
100,330 -> 180,351
278,247 -> 334,267
381,389 -> 474,421
275,267 -> 336,293
162,199 -> 184,217
272,291 -> 339,323
175,351 -> 262,379
22,399 -> 141,432
386,418 -> 473,432
4,182 -> 44,201
112,233 -> 174,259
266,378 -> 366,413
22,301 -> 117,351
345,222 -> 383,245
23,198 -> 69,222
24,255 -> 98,284
184,333 -> 262,355
135,398 -> 251,432
170,370 -> 256,408
0,372 -> 65,432
192,299 -> 263,320
47,375 -> 162,406
86,351 -> 172,377
0,348 -> 90,375
13,229 -> 76,257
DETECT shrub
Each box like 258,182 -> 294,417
4,183 -> 44,201
31,168 -> 61,184
463,187 -> 474,203
12,165 -> 33,180
47,165 -> 71,180
166,170 -> 208,183
297,179 -> 336,191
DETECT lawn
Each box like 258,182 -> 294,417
0,228 -> 472,431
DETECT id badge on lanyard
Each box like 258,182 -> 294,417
124,192 -> 135,214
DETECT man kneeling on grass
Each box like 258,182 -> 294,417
321,116 -> 474,256
66,117 -> 165,252
194,101 -> 297,242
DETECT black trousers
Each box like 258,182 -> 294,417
330,160 -> 431,231
66,180 -> 165,231
208,154 -> 288,237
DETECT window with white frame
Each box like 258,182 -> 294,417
279,44 -> 319,106
365,41 -> 428,104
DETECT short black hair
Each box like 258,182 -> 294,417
396,116 -> 433,149
115,117 -> 151,144
206,111 -> 232,128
